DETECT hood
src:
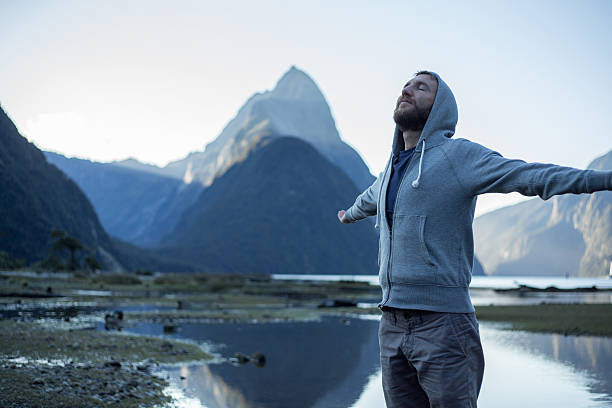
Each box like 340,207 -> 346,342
392,72 -> 458,156
388,72 -> 458,189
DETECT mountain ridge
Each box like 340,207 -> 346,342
46,66 -> 376,251
0,104 -> 114,265
158,136 -> 378,275
44,151 -> 204,247
0,104 -> 200,272
120,66 -> 374,191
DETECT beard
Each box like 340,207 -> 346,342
393,104 -> 431,131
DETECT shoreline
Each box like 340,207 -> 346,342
0,319 -> 212,407
2,270 -> 612,406
474,303 -> 612,337
0,271 -> 382,407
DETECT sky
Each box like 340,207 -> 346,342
1,0 -> 611,216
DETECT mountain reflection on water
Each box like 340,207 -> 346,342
130,318 -> 381,408
479,326 -> 612,407
129,316 -> 612,408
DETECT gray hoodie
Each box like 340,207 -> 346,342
344,72 -> 612,313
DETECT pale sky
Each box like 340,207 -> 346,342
1,0 -> 611,216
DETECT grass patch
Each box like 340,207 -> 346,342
0,319 -> 213,408
0,320 -> 211,364
92,273 -> 142,286
475,303 -> 612,337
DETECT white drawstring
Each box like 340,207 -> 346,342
411,139 -> 425,188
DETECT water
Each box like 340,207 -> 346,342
124,318 -> 612,408
3,273 -> 612,407
469,288 -> 612,306
477,326 -> 612,408
273,274 -> 612,290
128,317 -> 380,408
350,323 -> 612,408
275,274 -> 612,306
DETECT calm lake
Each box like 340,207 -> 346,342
111,275 -> 612,407
122,316 -> 612,408
6,274 -> 612,407
275,274 -> 612,306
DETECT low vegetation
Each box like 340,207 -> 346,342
2,270 -> 612,406
475,304 -> 612,337
0,319 -> 211,408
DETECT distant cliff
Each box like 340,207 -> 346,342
44,152 -> 203,247
0,104 -> 197,272
46,67 -> 377,267
0,105 -> 116,266
116,66 -> 374,192
158,137 -> 378,275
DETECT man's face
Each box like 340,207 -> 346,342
393,74 -> 438,131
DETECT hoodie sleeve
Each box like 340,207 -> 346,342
450,139 -> 612,199
344,172 -> 383,222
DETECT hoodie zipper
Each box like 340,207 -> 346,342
376,159 -> 392,230
381,143 -> 421,307
376,159 -> 392,269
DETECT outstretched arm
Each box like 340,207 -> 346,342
449,139 -> 612,199
338,170 -> 385,224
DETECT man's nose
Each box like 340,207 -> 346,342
402,86 -> 414,97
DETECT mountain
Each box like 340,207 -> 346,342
0,105 -> 115,265
0,105 -> 196,272
44,152 -> 203,247
473,257 -> 486,276
111,157 -> 175,178
136,66 -> 374,191
473,150 -> 612,277
45,66 -> 374,250
158,136 -> 378,275
179,318 -> 380,408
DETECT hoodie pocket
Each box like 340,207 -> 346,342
391,215 -> 436,284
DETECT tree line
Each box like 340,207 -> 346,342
0,229 -> 102,272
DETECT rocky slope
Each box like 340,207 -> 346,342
0,105 -> 194,272
46,66 -> 374,249
122,66 -> 374,192
0,105 -> 116,266
158,137 -> 378,275
44,152 -> 203,247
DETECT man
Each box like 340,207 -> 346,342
337,71 -> 612,408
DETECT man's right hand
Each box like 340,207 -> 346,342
337,210 -> 351,224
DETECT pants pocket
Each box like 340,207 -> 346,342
412,313 -> 484,405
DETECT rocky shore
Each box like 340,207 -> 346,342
1,360 -> 170,408
3,270 -> 611,406
0,271 -> 380,407
0,320 -> 212,408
